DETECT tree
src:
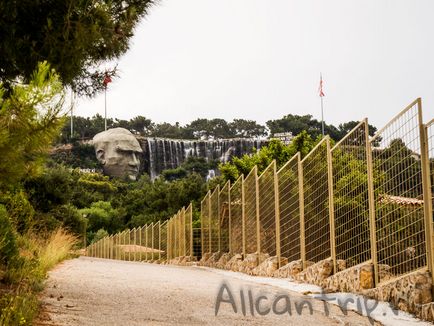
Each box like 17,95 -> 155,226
0,62 -> 65,189
219,132 -> 317,182
0,0 -> 156,97
151,122 -> 185,139
266,114 -> 377,141
129,116 -> 154,135
229,119 -> 266,138
187,118 -> 234,139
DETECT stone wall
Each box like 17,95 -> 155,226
168,252 -> 434,322
362,270 -> 432,317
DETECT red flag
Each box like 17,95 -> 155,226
318,74 -> 325,97
103,74 -> 112,87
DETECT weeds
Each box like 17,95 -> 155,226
0,228 -> 77,325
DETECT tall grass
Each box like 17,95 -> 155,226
0,228 -> 77,325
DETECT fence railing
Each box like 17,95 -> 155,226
86,98 -> 434,289
87,204 -> 193,263
199,98 -> 434,286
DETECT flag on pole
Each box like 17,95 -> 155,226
103,73 -> 112,87
318,74 -> 325,97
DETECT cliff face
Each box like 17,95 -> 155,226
136,138 -> 267,179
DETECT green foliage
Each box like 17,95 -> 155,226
51,142 -> 100,169
58,115 -> 270,142
0,0 -> 155,97
266,115 -> 377,141
80,201 -> 122,237
0,191 -> 35,234
25,165 -> 75,213
0,205 -> 18,268
93,229 -> 109,243
162,157 -> 218,181
50,204 -> 86,237
219,133 -> 316,182
0,62 -> 65,189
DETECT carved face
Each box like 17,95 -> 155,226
93,128 -> 143,180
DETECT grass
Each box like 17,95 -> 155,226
0,228 -> 78,326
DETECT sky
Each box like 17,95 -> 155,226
75,0 -> 434,130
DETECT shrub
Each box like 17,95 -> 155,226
0,205 -> 18,268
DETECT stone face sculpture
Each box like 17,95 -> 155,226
92,128 -> 143,180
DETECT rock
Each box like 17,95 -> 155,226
215,253 -> 232,269
363,270 -> 432,316
199,252 -> 212,266
251,256 -> 286,277
295,258 -> 334,286
225,253 -> 243,271
274,259 -> 304,278
324,263 -> 374,293
203,252 -> 222,267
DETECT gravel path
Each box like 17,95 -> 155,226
36,257 -> 380,325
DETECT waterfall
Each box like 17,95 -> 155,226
137,137 -> 267,179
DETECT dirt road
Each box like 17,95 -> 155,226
37,257 -> 381,325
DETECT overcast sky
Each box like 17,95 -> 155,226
75,0 -> 434,130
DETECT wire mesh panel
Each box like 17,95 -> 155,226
244,167 -> 258,254
258,161 -> 277,257
210,187 -> 220,253
201,193 -> 211,256
185,204 -> 193,258
332,121 -> 372,268
160,221 -> 168,261
167,220 -> 172,260
170,217 -> 176,259
153,222 -> 160,261
219,181 -> 230,253
230,177 -> 243,254
147,224 -> 153,261
277,154 -> 301,262
371,99 -> 427,283
193,228 -> 202,260
139,226 -> 145,261
181,210 -> 185,256
302,138 -> 331,263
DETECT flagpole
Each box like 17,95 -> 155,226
321,95 -> 324,136
320,72 -> 325,136
104,86 -> 107,131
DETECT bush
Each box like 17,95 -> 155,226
0,205 -> 18,268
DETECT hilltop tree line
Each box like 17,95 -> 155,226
59,113 -> 377,143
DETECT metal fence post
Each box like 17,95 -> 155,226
365,120 -> 379,287
273,160 -> 282,267
326,137 -> 337,274
183,208 -> 187,257
420,105 -> 434,291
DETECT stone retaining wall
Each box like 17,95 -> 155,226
168,253 -> 434,322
